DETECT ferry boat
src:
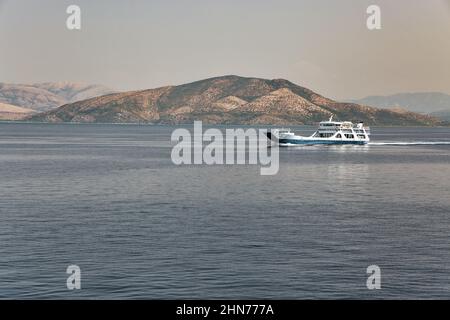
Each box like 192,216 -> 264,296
266,116 -> 370,146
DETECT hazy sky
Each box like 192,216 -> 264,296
0,0 -> 449,99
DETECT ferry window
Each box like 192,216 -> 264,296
336,134 -> 341,138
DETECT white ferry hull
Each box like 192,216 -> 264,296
266,117 -> 371,146
278,138 -> 368,146
267,133 -> 368,146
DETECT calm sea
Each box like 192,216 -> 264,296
0,123 -> 449,299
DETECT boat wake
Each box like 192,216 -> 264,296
369,141 -> 450,146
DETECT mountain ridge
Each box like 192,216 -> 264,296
0,82 -> 117,112
27,76 -> 444,126
350,92 -> 450,115
0,102 -> 35,120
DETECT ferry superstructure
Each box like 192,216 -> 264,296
266,116 -> 370,146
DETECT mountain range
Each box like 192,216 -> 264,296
0,82 -> 116,113
350,92 -> 450,121
27,76 -> 443,126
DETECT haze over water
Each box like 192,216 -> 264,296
0,123 -> 449,299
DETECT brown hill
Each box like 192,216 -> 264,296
27,76 -> 443,126
0,102 -> 36,120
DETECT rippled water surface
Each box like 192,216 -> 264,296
0,123 -> 449,299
